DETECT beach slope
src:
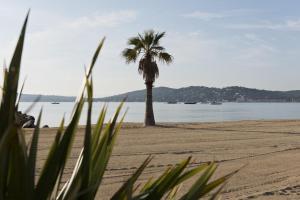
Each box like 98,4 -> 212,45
25,120 -> 300,199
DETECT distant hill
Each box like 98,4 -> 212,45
20,94 -> 75,102
19,86 -> 300,102
94,86 -> 300,102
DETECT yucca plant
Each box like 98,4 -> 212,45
0,12 -> 238,200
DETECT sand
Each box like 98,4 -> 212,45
25,120 -> 300,199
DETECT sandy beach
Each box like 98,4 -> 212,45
25,120 -> 300,199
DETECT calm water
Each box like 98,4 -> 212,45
19,102 -> 300,127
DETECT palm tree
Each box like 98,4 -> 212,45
122,30 -> 173,126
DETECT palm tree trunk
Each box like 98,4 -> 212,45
144,82 -> 155,126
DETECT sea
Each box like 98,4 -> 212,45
18,102 -> 300,127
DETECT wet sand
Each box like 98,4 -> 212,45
25,120 -> 300,199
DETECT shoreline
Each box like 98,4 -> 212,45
37,119 -> 300,129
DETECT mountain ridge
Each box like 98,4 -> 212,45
20,94 -> 76,102
94,86 -> 300,102
19,86 -> 300,102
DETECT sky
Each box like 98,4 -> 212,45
1,0 -> 300,97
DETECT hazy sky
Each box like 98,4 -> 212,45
1,0 -> 300,97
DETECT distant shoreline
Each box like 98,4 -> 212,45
32,119 -> 300,129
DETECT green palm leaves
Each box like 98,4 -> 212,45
0,13 -> 237,200
122,30 -> 173,83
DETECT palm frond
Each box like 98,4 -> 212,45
128,36 -> 144,49
158,52 -> 173,65
151,45 -> 165,51
143,30 -> 155,49
153,32 -> 165,46
149,50 -> 158,58
122,48 -> 138,63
